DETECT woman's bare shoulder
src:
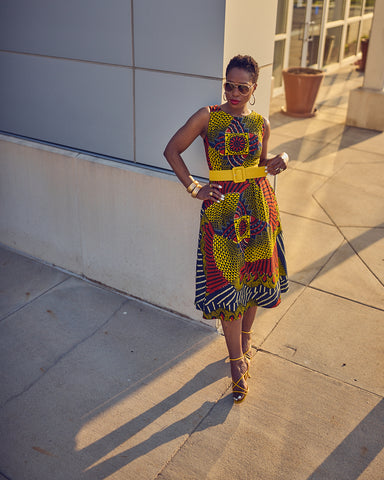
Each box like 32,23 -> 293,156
191,106 -> 210,122
185,106 -> 210,137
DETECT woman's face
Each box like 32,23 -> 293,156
224,67 -> 256,110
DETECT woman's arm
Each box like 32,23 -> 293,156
163,107 -> 209,188
259,117 -> 289,175
164,107 -> 224,202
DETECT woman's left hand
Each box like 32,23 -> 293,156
266,152 -> 289,175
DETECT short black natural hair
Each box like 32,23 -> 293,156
225,55 -> 259,84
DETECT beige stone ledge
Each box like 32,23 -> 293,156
346,88 -> 384,132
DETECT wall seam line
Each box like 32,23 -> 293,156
131,0 -> 137,162
0,49 -> 227,81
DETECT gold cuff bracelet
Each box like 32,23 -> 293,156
191,184 -> 202,198
187,181 -> 197,193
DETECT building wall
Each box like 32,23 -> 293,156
0,0 -> 278,323
0,135 -> 204,320
0,0 -> 226,171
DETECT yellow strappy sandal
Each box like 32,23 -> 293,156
229,356 -> 249,404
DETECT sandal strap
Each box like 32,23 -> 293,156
229,355 -> 244,362
233,386 -> 248,396
241,330 -> 253,334
244,347 -> 252,358
233,388 -> 248,396
231,364 -> 249,402
232,371 -> 249,394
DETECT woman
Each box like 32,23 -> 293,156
164,55 -> 288,403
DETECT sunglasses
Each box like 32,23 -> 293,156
224,81 -> 255,95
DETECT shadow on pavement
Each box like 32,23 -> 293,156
306,398 -> 384,480
269,123 -> 381,165
78,359 -> 231,479
300,222 -> 384,286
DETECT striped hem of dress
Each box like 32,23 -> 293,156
195,277 -> 289,321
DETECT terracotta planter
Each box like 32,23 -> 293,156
282,67 -> 325,118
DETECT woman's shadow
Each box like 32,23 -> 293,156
78,358 -> 233,478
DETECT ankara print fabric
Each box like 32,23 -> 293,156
195,106 -> 288,322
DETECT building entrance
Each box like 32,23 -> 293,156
273,0 -> 376,93
289,0 -> 325,68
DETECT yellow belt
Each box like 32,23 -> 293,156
209,165 -> 267,183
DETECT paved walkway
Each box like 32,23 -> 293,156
1,65 -> 383,480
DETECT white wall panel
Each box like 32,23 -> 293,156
135,69 -> 221,176
224,0 -> 278,70
133,0 -> 226,77
0,0 -> 132,65
254,64 -> 274,119
0,52 -> 134,160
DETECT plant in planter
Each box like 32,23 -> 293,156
356,36 -> 369,72
282,67 -> 325,118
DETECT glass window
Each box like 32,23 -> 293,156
364,0 -> 375,14
328,0 -> 346,21
273,40 -> 286,87
323,26 -> 343,65
349,0 -> 363,17
289,1 -> 308,67
311,1 -> 324,35
361,17 -> 373,37
306,0 -> 324,66
307,35 -> 321,66
276,0 -> 290,34
344,22 -> 360,57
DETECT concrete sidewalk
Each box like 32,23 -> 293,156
1,65 -> 383,480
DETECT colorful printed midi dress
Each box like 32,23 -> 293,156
195,105 -> 288,322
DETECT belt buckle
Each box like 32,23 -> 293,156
232,166 -> 246,183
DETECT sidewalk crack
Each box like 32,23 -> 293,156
256,349 -> 383,399
0,276 -> 70,324
0,299 -> 130,410
0,471 -> 12,480
154,389 -> 229,479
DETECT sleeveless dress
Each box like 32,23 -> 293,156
195,105 -> 288,322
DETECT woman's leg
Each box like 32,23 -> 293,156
221,317 -> 248,401
241,305 -> 257,358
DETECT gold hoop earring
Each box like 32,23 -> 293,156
223,92 -> 227,102
249,93 -> 255,106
